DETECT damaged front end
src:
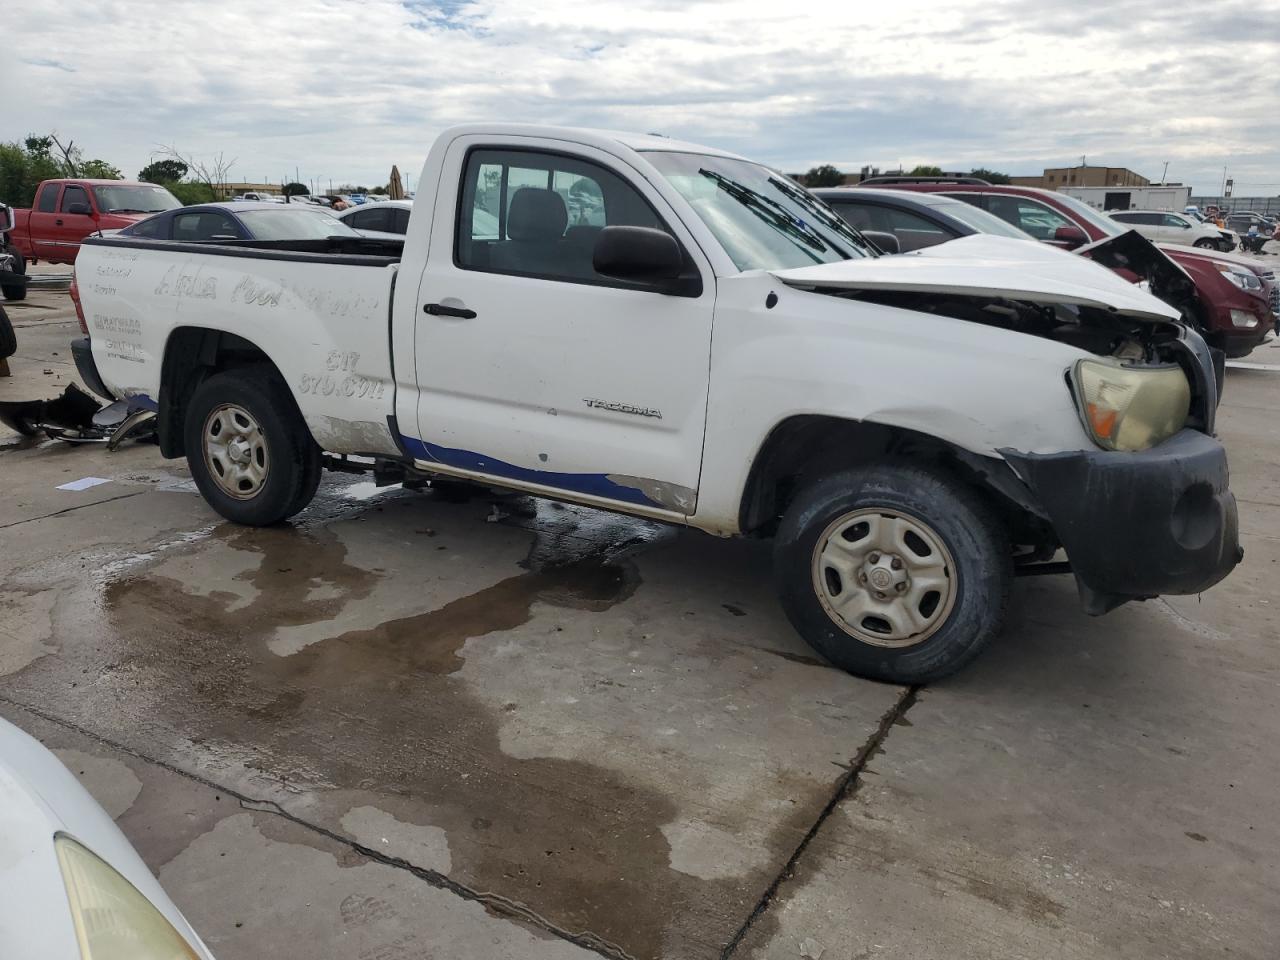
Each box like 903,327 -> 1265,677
771,236 -> 1241,612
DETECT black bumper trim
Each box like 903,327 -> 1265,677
1001,430 -> 1242,614
71,337 -> 115,402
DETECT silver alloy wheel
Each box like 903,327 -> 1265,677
202,403 -> 269,500
811,507 -> 956,648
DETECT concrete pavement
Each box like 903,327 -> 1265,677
1,284 -> 1277,959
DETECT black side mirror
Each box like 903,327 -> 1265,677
594,226 -> 682,280
67,202 -> 92,216
860,230 -> 901,255
1053,224 -> 1088,249
0,203 -> 13,233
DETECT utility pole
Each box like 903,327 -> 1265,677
1161,160 -> 1169,184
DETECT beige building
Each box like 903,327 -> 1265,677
1012,166 -> 1150,190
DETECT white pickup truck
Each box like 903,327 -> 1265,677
70,124 -> 1241,683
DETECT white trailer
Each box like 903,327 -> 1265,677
1061,184 -> 1192,212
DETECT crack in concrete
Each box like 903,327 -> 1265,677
718,685 -> 920,959
0,695 -> 638,960
0,492 -> 147,530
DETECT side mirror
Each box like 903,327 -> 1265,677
0,203 -> 13,233
1052,224 -> 1088,249
67,202 -> 92,216
860,230 -> 901,255
593,225 -> 683,283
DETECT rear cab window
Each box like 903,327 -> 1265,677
37,183 -> 60,213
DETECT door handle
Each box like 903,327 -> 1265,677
56,219 -> 64,226
424,303 -> 476,319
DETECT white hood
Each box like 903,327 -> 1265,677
772,234 -> 1181,323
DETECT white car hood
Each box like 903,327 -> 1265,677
772,234 -> 1181,322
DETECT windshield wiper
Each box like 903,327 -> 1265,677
699,169 -> 832,259
769,176 -> 875,253
108,208 -> 148,214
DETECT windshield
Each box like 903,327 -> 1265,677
93,184 -> 181,214
644,151 -> 876,271
237,209 -> 360,240
927,198 -> 1034,240
1052,193 -> 1125,238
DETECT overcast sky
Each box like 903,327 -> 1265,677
6,0 -> 1279,195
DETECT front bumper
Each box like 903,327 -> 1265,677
1001,429 -> 1242,614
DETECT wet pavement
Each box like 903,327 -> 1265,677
2,286 -> 1278,959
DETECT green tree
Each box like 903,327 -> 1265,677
139,159 -> 188,183
371,185 -> 388,195
967,167 -> 1012,184
908,165 -> 944,177
283,181 -> 309,196
804,164 -> 845,187
0,138 -> 63,205
79,159 -> 122,179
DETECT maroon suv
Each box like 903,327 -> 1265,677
867,179 -> 1276,357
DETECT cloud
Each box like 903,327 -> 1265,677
2,0 -> 1277,195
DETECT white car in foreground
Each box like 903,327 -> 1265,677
0,717 -> 214,959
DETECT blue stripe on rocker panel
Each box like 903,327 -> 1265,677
398,435 -> 659,508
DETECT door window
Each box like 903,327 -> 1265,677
830,202 -> 951,251
60,185 -> 91,213
37,184 -> 60,213
130,215 -> 169,239
173,212 -> 241,241
985,196 -> 1073,240
456,148 -> 667,284
392,207 -> 411,233
349,207 -> 391,232
1161,214 -> 1191,229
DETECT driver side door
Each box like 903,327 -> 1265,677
405,137 -> 717,516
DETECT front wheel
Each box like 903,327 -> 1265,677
774,464 -> 1011,684
1193,238 -> 1216,249
184,368 -> 322,526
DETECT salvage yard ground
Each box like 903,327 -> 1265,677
1,274 -> 1278,959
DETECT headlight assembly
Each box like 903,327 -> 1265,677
55,835 -> 201,960
1216,264 -> 1263,292
1070,359 -> 1190,452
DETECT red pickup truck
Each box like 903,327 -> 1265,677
8,179 -> 181,266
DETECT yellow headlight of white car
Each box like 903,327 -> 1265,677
1070,359 -> 1190,452
54,835 -> 200,960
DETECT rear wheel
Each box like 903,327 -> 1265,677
774,463 -> 1011,684
184,368 -> 322,526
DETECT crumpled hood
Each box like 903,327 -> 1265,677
771,234 -> 1181,322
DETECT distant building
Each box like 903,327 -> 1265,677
216,181 -> 284,199
1012,166 -> 1150,190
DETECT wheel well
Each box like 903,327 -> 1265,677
738,415 -> 1053,548
157,327 -> 277,457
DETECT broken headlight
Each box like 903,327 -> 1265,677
1070,359 -> 1190,452
54,835 -> 201,960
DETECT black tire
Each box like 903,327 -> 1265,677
4,246 -> 23,275
0,305 -> 15,359
1193,238 -> 1216,249
184,367 -> 322,526
0,279 -> 25,302
773,463 -> 1011,684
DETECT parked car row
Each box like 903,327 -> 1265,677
819,178 -> 1277,356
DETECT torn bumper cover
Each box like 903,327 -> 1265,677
1001,429 -> 1242,614
71,336 -> 114,401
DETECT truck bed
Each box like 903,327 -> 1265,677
77,234 -> 405,456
